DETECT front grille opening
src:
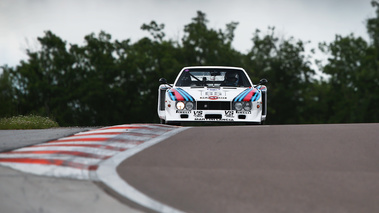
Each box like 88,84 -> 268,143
180,114 -> 189,118
197,101 -> 231,110
205,114 -> 222,119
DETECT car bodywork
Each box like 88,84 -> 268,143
158,66 -> 267,124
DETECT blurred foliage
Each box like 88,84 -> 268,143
1,4 -> 379,126
0,115 -> 59,130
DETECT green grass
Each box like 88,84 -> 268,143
0,115 -> 59,130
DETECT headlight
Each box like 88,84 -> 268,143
185,102 -> 194,110
234,102 -> 243,111
176,102 -> 185,110
243,102 -> 252,111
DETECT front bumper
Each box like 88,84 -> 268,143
163,106 -> 263,123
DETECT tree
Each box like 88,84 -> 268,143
317,1 -> 379,123
0,67 -> 16,117
181,11 -> 243,66
3,8 -> 379,125
245,27 -> 317,124
7,31 -> 75,124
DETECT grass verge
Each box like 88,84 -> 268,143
0,115 -> 59,130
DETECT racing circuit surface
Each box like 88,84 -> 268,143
118,123 -> 379,213
0,123 -> 379,213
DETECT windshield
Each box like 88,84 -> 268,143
175,68 -> 252,87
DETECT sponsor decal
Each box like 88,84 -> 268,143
207,88 -> 221,91
194,118 -> 234,121
237,111 -> 251,114
209,96 -> 218,100
201,91 -> 226,100
205,91 -> 222,96
193,111 -> 203,117
200,96 -> 227,99
225,110 -> 234,117
176,110 -> 191,114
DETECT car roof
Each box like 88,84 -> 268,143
175,66 -> 253,87
181,66 -> 245,71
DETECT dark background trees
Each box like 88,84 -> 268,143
1,4 -> 379,126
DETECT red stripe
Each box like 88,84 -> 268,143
36,143 -> 128,151
243,89 -> 256,101
3,150 -> 111,159
172,89 -> 185,101
0,158 -> 99,170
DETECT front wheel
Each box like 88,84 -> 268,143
160,119 -> 166,124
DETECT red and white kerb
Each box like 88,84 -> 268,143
0,124 -> 179,179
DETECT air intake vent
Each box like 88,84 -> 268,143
159,89 -> 166,111
205,114 -> 222,119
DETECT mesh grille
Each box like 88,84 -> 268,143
196,101 -> 231,110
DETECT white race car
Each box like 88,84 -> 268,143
158,66 -> 268,125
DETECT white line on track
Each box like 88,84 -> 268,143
95,126 -> 189,213
0,163 -> 97,179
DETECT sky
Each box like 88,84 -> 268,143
0,0 -> 375,68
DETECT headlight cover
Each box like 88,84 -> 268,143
234,102 -> 243,111
185,102 -> 194,110
243,102 -> 252,111
234,101 -> 253,111
176,101 -> 185,110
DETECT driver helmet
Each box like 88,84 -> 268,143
224,72 -> 239,86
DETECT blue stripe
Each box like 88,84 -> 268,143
176,88 -> 189,101
251,91 -> 259,101
233,89 -> 248,102
182,89 -> 194,101
255,92 -> 261,101
177,88 -> 189,101
237,89 -> 252,102
168,90 -> 176,101
177,88 -> 193,102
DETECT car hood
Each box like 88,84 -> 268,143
168,86 -> 261,102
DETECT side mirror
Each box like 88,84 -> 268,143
259,78 -> 268,85
159,78 -> 167,84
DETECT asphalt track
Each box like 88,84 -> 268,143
118,123 -> 379,213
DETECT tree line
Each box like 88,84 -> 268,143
1,5 -> 379,126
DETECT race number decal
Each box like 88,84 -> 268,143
193,111 -> 203,117
225,110 -> 234,117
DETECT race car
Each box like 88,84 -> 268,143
157,66 -> 268,125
